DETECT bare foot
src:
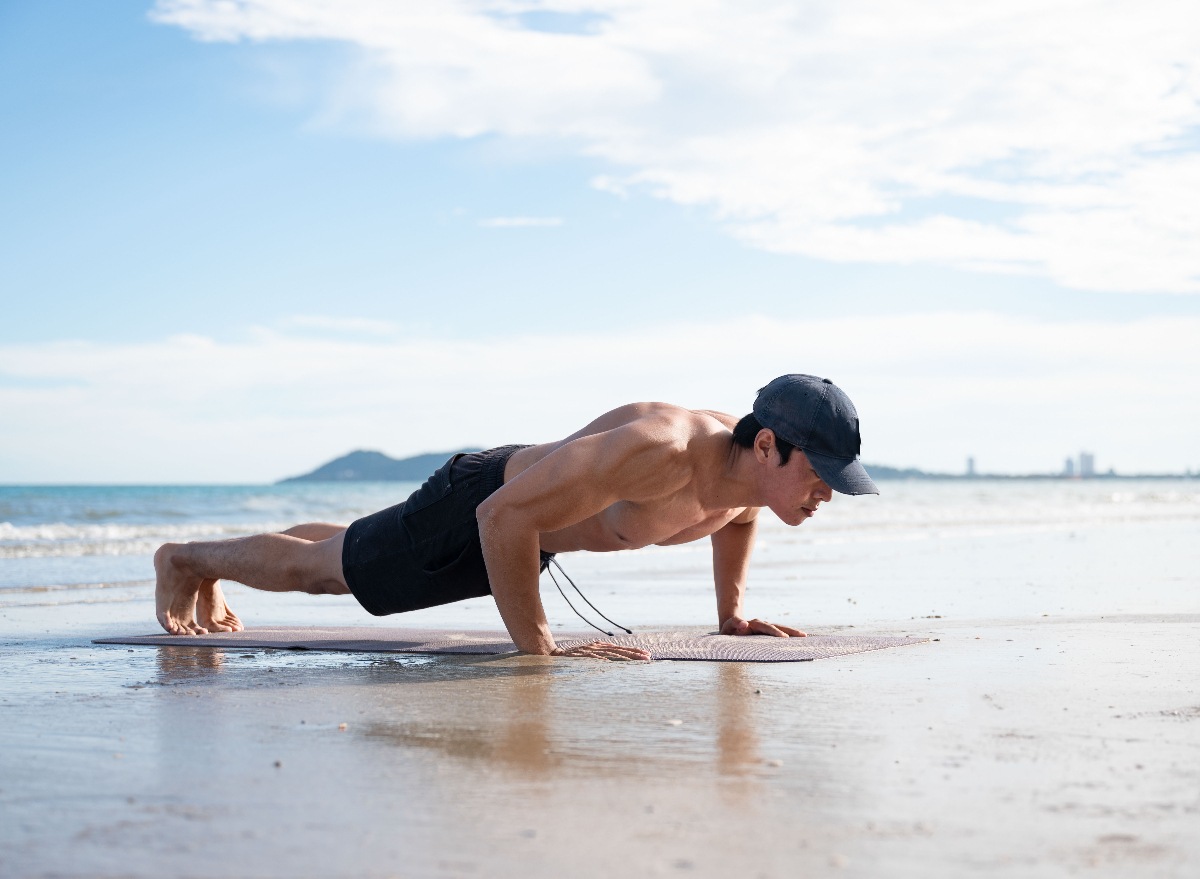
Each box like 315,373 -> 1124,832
154,543 -> 208,635
197,578 -> 243,632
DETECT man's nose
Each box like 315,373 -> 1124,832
816,481 -> 833,501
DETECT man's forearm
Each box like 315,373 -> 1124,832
712,518 -> 757,626
477,507 -> 557,655
716,585 -> 744,626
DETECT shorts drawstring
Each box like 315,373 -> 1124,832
544,556 -> 633,637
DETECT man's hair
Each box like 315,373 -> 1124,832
732,413 -> 796,466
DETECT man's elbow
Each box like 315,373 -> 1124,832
476,496 -> 500,530
476,496 -> 518,538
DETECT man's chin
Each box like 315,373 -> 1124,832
776,509 -> 812,526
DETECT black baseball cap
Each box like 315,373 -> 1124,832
752,374 -> 879,496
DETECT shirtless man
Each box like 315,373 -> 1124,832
154,374 -> 878,661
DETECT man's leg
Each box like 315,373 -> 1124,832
154,525 -> 349,635
279,523 -> 346,542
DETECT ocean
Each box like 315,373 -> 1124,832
3,478 -> 1198,635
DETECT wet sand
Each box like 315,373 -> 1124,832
2,484 -> 1198,877
2,613 -> 1197,878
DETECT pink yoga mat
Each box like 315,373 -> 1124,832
95,626 -> 928,662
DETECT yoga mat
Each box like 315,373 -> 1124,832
95,626 -> 928,662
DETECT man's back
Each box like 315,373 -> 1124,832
500,403 -> 751,554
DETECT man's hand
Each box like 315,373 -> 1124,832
551,641 -> 651,661
720,617 -> 807,638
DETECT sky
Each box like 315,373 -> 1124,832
1,0 -> 1198,482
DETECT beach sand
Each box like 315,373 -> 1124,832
2,613 -> 1197,878
2,483 -> 1197,877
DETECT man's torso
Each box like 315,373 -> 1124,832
500,403 -> 755,554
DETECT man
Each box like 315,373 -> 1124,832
154,374 -> 878,661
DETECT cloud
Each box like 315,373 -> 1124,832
151,0 -> 1200,293
280,315 -> 402,335
477,216 -> 565,227
2,313 -> 1197,481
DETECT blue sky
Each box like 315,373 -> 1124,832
2,0 -> 1198,481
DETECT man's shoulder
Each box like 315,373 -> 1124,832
612,403 -> 734,444
691,408 -> 739,431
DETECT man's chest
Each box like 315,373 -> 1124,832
599,496 -> 741,549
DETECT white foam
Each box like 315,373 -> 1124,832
0,521 -> 293,559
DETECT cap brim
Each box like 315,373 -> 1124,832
804,450 -> 879,496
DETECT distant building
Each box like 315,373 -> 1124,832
1080,452 -> 1095,478
1063,457 -> 1075,477
966,456 -> 975,477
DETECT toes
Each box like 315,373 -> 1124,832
157,614 -> 186,636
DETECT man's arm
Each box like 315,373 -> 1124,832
476,420 -> 691,659
711,510 -> 806,638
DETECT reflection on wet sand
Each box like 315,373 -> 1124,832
154,646 -> 226,679
140,649 -> 775,803
363,660 -> 559,775
354,658 -> 778,793
491,667 -> 555,773
711,662 -> 771,811
715,663 -> 761,776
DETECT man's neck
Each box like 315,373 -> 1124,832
703,439 -> 764,512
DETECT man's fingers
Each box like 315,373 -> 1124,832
748,618 -> 787,637
557,642 -> 651,661
777,625 -> 807,637
723,619 -> 807,637
590,643 -> 651,661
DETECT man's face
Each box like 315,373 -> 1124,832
756,436 -> 834,526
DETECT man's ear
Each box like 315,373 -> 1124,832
754,428 -> 775,464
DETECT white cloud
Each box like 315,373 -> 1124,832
280,315 -> 402,335
151,0 -> 1200,293
477,216 -> 565,227
2,313 -> 1197,481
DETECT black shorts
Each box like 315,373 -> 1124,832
341,444 -> 553,616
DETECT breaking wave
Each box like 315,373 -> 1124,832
0,521 -> 293,559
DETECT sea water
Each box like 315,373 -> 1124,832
2,479 -> 1198,637
0,483 -> 419,590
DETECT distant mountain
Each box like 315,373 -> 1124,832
862,463 -> 953,479
278,449 -> 481,483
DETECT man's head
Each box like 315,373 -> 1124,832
732,374 -> 878,520
732,422 -> 832,524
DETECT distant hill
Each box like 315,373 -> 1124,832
278,449 -> 481,483
862,463 -> 953,479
